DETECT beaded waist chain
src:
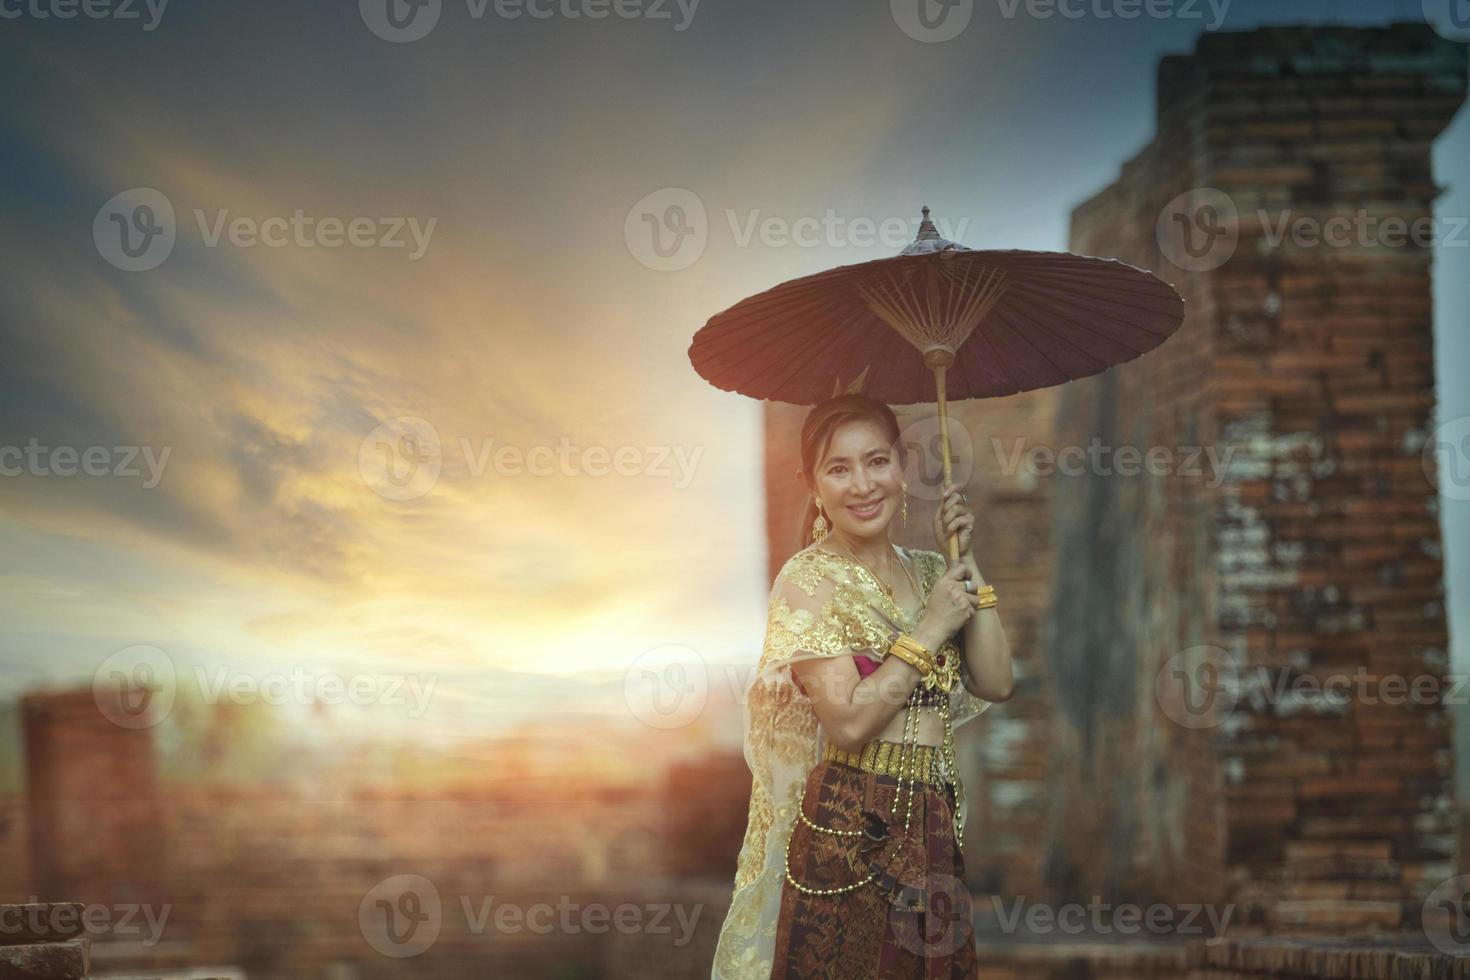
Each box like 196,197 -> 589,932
822,739 -> 949,786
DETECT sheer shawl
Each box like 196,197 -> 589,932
710,544 -> 991,979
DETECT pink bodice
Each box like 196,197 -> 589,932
791,653 -> 880,695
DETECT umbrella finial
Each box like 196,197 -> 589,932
915,206 -> 940,243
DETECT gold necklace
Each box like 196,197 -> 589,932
830,539 -> 920,604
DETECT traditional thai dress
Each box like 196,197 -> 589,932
711,543 -> 993,979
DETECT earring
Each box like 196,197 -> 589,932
900,483 -> 908,528
811,499 -> 829,544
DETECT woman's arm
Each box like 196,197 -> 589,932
789,619 -> 953,752
957,553 -> 1015,702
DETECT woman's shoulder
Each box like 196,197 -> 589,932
774,544 -> 837,594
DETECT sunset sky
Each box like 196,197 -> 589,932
1,0 -> 1465,743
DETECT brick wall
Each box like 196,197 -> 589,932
1062,22 -> 1464,935
22,689 -> 166,910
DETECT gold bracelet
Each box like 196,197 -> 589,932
891,633 -> 936,665
887,645 -> 932,675
888,634 -> 935,675
976,594 -> 998,609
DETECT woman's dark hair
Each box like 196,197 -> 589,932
797,394 -> 907,546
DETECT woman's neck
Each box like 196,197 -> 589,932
825,528 -> 895,574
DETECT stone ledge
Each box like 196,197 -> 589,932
0,940 -> 87,980
0,907 -> 86,947
974,932 -> 1470,979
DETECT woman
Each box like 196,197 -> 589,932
711,393 -> 1014,980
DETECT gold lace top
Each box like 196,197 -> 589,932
710,544 -> 992,979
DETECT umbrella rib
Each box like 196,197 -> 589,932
1005,282 -> 1176,343
1010,274 -> 1183,320
1011,284 -> 1179,347
1002,294 -> 1159,369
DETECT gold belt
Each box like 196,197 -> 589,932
822,739 -> 949,786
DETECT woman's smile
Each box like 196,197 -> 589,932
847,498 -> 883,520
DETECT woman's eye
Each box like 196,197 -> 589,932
872,457 -> 889,466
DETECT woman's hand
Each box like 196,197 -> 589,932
934,481 -> 975,557
916,560 -> 977,642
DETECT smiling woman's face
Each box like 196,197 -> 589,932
811,418 -> 903,542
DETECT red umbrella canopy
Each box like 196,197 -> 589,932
688,207 -> 1185,406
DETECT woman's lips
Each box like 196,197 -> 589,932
848,500 -> 882,519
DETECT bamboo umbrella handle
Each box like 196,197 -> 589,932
926,354 -> 962,565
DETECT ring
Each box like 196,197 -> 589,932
963,580 -> 975,594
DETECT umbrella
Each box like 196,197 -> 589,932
687,206 -> 1186,562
